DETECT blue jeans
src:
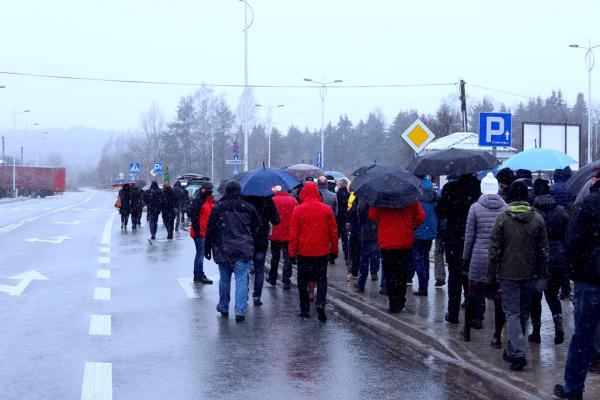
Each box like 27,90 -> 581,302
217,260 -> 251,316
500,279 -> 534,359
357,240 -> 380,289
253,251 -> 266,299
193,238 -> 206,278
564,282 -> 600,392
413,239 -> 433,293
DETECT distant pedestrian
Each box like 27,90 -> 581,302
554,168 -> 600,400
173,180 -> 187,231
346,192 -> 361,278
369,200 -> 425,314
336,179 -> 351,265
243,195 -> 280,306
461,173 -> 506,343
354,198 -> 379,292
161,184 -> 178,239
118,183 -> 132,230
412,177 -> 438,297
488,180 -> 549,371
436,174 -> 481,324
205,181 -> 260,322
143,181 -> 163,240
530,179 -> 568,345
317,176 -> 338,262
129,183 -> 144,230
266,186 -> 298,290
289,182 -> 338,321
189,181 -> 215,284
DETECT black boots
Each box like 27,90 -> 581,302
554,314 -> 565,345
528,323 -> 541,344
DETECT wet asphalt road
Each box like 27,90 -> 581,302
0,190 -> 491,400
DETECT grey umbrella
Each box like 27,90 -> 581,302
566,161 -> 600,194
407,148 -> 499,176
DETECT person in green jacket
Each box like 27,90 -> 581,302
487,180 -> 549,372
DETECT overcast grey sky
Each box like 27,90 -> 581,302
0,0 -> 598,136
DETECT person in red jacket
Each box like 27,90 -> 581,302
266,186 -> 298,290
289,182 -> 338,321
369,201 -> 425,313
189,181 -> 215,284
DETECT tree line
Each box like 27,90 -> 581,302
96,87 -> 590,185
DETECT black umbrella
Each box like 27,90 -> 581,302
566,161 -> 600,194
407,148 -> 499,176
352,165 -> 422,209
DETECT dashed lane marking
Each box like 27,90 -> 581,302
97,269 -> 111,279
101,213 -> 116,246
177,277 -> 200,298
81,362 -> 112,400
93,288 -> 111,301
98,257 -> 111,264
89,315 -> 112,336
99,247 -> 110,253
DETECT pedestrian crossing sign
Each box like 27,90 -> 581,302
129,162 -> 141,174
401,119 -> 436,154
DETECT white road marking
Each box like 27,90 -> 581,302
99,247 -> 111,253
81,362 -> 112,400
25,235 -> 73,244
98,256 -> 111,264
93,287 -> 111,301
97,269 -> 111,279
177,277 -> 199,298
89,315 -> 112,336
0,223 -> 20,232
42,207 -> 53,211
0,270 -> 49,296
89,208 -> 103,211
101,213 -> 116,246
54,220 -> 83,225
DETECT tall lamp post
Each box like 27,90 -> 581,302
303,78 -> 342,168
12,109 -> 31,197
238,0 -> 254,172
570,40 -> 600,163
256,104 -> 284,167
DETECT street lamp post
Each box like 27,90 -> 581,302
570,40 -> 600,163
256,104 -> 284,168
303,78 -> 342,168
12,109 -> 31,197
238,0 -> 254,172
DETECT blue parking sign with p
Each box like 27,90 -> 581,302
130,162 -> 141,174
154,162 -> 164,174
479,112 -> 512,147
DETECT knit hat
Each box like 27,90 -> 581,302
480,172 -> 499,195
508,180 -> 529,202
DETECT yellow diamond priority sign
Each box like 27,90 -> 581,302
401,118 -> 436,154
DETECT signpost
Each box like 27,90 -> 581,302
401,119 -> 436,154
479,112 -> 512,147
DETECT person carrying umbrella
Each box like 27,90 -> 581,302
336,179 -> 351,266
288,182 -> 338,321
412,177 -> 438,297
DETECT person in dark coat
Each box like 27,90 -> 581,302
173,180 -> 187,231
205,181 -> 261,322
487,180 -> 549,372
129,183 -> 144,230
551,167 -> 574,301
530,179 -> 568,345
515,169 -> 535,204
496,168 -> 516,203
436,174 -> 481,324
554,169 -> 600,399
336,179 -> 351,265
161,184 -> 178,239
243,195 -> 280,306
346,193 -> 361,278
354,198 -> 379,292
143,181 -> 163,240
118,183 -> 132,230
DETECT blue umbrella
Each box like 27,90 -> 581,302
501,148 -> 577,171
323,170 -> 348,180
236,167 -> 301,196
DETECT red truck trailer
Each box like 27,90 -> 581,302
0,166 -> 66,198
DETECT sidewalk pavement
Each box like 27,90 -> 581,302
0,196 -> 29,204
316,259 -> 600,399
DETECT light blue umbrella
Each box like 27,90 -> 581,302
501,148 -> 577,171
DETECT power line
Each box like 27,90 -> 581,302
470,84 -> 533,99
0,70 -> 456,89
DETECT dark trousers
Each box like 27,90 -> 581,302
131,211 -> 142,228
380,248 -> 412,311
530,275 -> 563,325
357,240 -> 380,289
161,212 -> 175,235
120,213 -> 129,227
337,222 -> 349,263
464,280 -> 505,336
413,239 -> 433,293
148,212 -> 159,237
297,255 -> 328,313
269,241 -> 292,283
349,234 -> 361,276
446,241 -> 468,321
174,207 -> 181,230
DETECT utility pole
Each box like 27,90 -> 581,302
1,136 -> 4,162
20,146 -> 23,165
459,79 -> 468,132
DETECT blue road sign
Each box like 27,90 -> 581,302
479,112 -> 512,147
129,162 -> 141,174
316,151 -> 323,169
154,162 -> 164,174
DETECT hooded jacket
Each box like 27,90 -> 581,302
550,168 -> 573,208
161,186 -> 178,216
487,201 -> 549,282
288,182 -> 339,258
205,182 -> 261,264
414,180 -> 438,241
533,194 -> 569,276
270,191 -> 298,242
142,183 -> 163,215
243,196 -> 280,252
368,201 -> 425,250
462,194 -> 507,283
565,180 -> 600,286
189,193 -> 215,239
318,183 -> 338,216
